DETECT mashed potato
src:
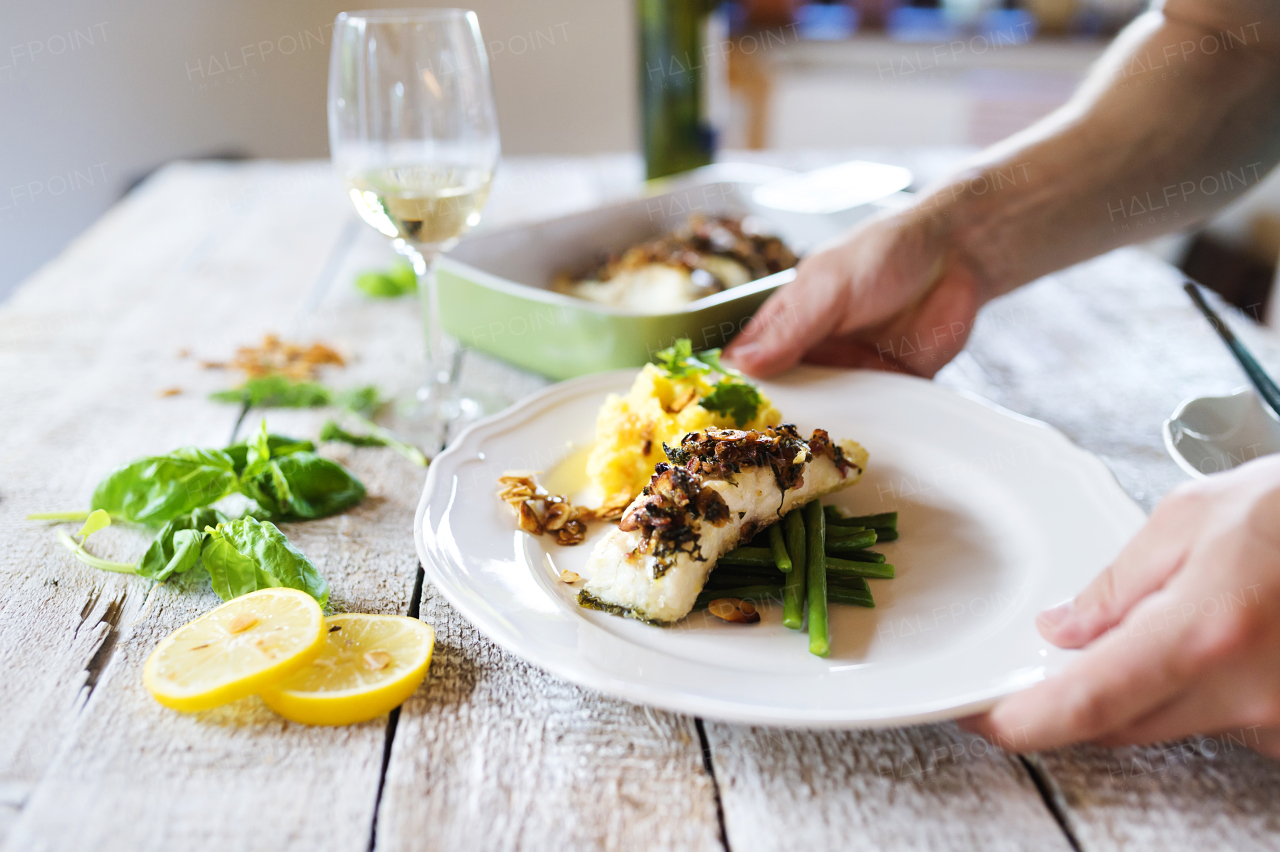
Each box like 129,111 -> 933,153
586,364 -> 782,507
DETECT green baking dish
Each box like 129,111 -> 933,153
434,163 -> 871,380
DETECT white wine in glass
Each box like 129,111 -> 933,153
346,165 -> 493,246
329,9 -> 501,432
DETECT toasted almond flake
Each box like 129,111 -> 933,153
559,570 -> 580,584
158,387 -> 182,397
363,651 -> 392,671
708,598 -> 760,624
228,614 -> 258,633
543,501 -> 573,531
666,386 -> 699,414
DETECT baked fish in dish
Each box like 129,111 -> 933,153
578,425 -> 868,624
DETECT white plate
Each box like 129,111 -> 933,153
415,368 -> 1146,728
1163,386 -> 1280,479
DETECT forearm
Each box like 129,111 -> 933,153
921,1 -> 1280,300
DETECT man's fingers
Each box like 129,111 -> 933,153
967,590 -> 1200,751
1038,490 -> 1202,648
725,264 -> 848,378
801,336 -> 910,373
1091,689 -> 1234,749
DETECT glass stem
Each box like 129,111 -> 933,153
400,243 -> 451,399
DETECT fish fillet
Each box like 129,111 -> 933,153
578,425 -> 867,624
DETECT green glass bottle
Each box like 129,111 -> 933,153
638,0 -> 727,180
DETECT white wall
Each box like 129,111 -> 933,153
0,0 -> 636,300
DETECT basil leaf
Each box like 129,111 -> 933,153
247,421 -> 273,469
700,379 -> 762,428
320,418 -> 430,467
319,420 -> 388,448
332,386 -> 384,418
224,433 -> 315,476
279,453 -> 364,519
76,509 -> 112,541
239,452 -> 365,521
210,375 -> 333,408
91,448 -> 238,525
201,517 -> 329,605
355,262 -> 417,298
137,507 -> 226,581
210,376 -> 383,418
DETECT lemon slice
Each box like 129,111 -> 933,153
261,613 -> 434,726
144,588 -> 326,712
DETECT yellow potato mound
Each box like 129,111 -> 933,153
587,364 -> 782,507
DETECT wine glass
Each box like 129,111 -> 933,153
328,9 -> 500,430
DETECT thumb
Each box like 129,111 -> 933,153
1037,490 -> 1199,648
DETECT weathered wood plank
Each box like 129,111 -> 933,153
1031,740 -> 1280,851
0,162 -> 271,840
705,723 -> 1074,852
372,584 -> 726,852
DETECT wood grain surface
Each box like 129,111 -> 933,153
2,156 -> 1279,852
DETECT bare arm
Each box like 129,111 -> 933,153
727,0 -> 1280,377
950,0 -> 1280,299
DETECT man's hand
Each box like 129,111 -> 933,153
962,455 -> 1280,757
724,207 -> 987,378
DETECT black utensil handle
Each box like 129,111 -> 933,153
1183,281 -> 1280,419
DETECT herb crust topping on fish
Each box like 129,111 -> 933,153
578,425 -> 867,624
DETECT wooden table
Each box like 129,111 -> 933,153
3,155 -> 1280,852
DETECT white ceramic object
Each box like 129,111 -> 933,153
1163,386 -> 1280,479
415,368 -> 1145,728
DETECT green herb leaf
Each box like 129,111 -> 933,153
56,529 -> 136,574
239,452 -> 366,521
654,339 -> 712,379
246,420 -> 273,469
76,509 -> 112,541
211,376 -> 384,418
697,348 -> 741,378
700,379 -> 763,427
332,385 -> 384,419
319,420 -> 388,448
209,375 -> 333,408
201,517 -> 329,605
355,261 -> 417,298
136,507 -> 226,582
319,417 -> 430,467
224,432 -> 315,476
90,448 -> 239,526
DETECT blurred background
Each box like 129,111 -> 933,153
5,0 -> 1279,320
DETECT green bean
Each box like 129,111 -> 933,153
782,508 -> 807,629
825,530 -> 877,552
825,507 -> 898,529
706,569 -> 784,588
873,527 -> 899,542
718,546 -> 775,567
829,586 -> 875,608
829,548 -> 885,563
693,584 -> 785,611
804,500 -> 829,657
826,556 -> 895,580
768,523 -> 792,573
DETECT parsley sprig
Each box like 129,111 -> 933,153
652,339 -> 763,427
